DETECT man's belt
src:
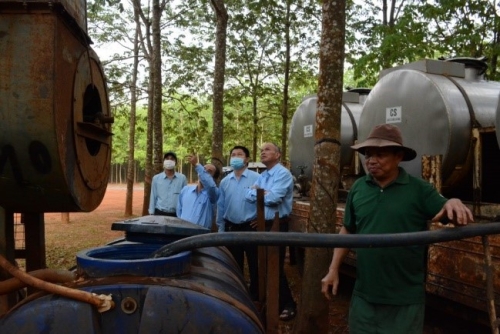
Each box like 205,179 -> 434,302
155,208 -> 176,217
264,215 -> 289,226
224,219 -> 254,231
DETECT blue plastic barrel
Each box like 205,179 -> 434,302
0,216 -> 264,333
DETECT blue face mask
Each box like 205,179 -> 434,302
230,157 -> 245,170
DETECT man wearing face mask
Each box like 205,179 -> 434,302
216,146 -> 260,300
148,151 -> 187,217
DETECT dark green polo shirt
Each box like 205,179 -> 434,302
344,167 -> 447,305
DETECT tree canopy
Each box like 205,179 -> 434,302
87,0 -> 499,167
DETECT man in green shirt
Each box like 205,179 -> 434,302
321,124 -> 473,333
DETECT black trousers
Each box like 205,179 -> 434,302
226,218 -> 297,311
265,218 -> 296,312
225,220 -> 259,301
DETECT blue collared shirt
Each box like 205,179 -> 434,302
245,163 -> 293,220
148,171 -> 187,214
177,164 -> 219,229
217,168 -> 260,232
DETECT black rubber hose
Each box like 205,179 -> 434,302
152,222 -> 500,258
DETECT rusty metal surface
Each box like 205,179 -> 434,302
422,155 -> 443,192
0,1 -> 88,33
427,222 -> 500,314
289,201 -> 309,233
0,6 -> 111,212
57,0 -> 88,32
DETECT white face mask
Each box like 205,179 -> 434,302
163,160 -> 176,170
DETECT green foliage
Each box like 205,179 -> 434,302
346,0 -> 500,85
89,0 -> 500,175
420,0 -> 498,78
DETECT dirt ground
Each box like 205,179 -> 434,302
41,184 -> 491,334
43,184 -> 143,269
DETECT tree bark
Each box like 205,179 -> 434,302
131,0 -> 158,215
209,0 -> 228,180
125,4 -> 141,216
294,0 -> 346,332
281,0 -> 291,164
152,0 -> 163,175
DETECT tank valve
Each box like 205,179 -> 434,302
94,112 -> 115,125
296,165 -> 310,197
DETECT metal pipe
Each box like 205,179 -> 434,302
0,254 -> 114,313
0,269 -> 76,295
153,222 -> 500,258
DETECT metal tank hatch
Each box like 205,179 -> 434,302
0,0 -> 112,212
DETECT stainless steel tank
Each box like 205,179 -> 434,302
288,89 -> 370,183
359,58 -> 500,189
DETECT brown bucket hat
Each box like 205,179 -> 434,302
351,124 -> 417,161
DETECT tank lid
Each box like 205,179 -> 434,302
380,59 -> 465,79
343,91 -> 359,103
347,88 -> 371,95
343,88 -> 371,103
443,56 -> 488,75
112,215 -> 210,237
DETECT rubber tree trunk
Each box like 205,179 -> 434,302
294,0 -> 346,333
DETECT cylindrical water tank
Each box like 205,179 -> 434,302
288,89 -> 370,182
359,58 -> 500,188
0,3 -> 111,212
0,218 -> 264,333
0,1 -> 88,33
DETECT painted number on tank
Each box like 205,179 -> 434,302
386,106 -> 402,124
304,124 -> 313,138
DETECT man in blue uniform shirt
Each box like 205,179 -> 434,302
149,151 -> 187,216
217,145 -> 260,300
245,142 -> 297,321
177,154 -> 220,229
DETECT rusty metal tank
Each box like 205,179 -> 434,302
0,1 -> 112,212
288,89 -> 370,183
497,95 -> 500,149
359,58 -> 500,191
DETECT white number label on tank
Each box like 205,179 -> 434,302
386,106 -> 402,123
304,125 -> 313,137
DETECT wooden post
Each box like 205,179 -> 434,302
0,208 -> 17,315
23,213 -> 46,273
61,213 -> 70,224
266,211 -> 280,334
257,189 -> 266,304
